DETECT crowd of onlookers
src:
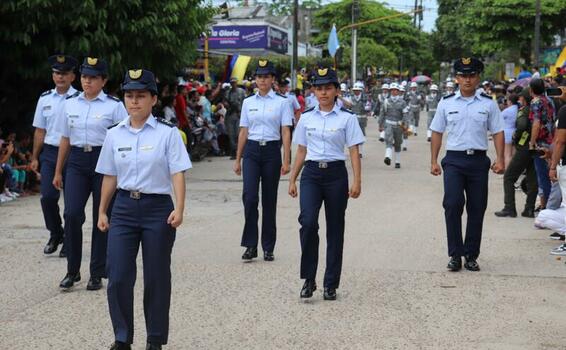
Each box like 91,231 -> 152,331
0,128 -> 40,203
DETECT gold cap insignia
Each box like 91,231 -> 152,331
56,56 -> 66,63
317,68 -> 328,76
462,57 -> 471,65
258,59 -> 268,67
128,69 -> 143,80
87,57 -> 98,65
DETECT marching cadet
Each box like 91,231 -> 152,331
399,84 -> 409,151
233,59 -> 293,262
377,83 -> 390,142
379,83 -> 410,168
426,84 -> 441,142
430,57 -> 504,272
96,69 -> 191,350
288,67 -> 364,301
349,81 -> 371,157
444,81 -> 455,96
53,57 -> 128,291
407,82 -> 423,135
31,54 -> 78,257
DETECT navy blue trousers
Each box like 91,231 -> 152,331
299,161 -> 348,289
107,190 -> 175,345
441,151 -> 490,259
64,147 -> 109,277
39,144 -> 64,240
241,140 -> 281,253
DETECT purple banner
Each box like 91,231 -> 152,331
268,27 -> 288,54
206,25 -> 268,49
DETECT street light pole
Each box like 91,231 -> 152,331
351,0 -> 359,84
534,0 -> 541,66
292,0 -> 299,89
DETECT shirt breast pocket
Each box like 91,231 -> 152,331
42,107 -> 53,119
326,127 -> 345,143
472,112 -> 488,126
115,147 -> 134,172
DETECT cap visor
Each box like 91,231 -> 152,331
80,67 -> 104,76
255,68 -> 274,76
122,82 -> 150,91
313,79 -> 337,86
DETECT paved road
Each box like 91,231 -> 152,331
1,117 -> 565,349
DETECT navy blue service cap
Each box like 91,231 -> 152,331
48,54 -> 78,72
80,57 -> 108,76
121,69 -> 158,94
254,59 -> 277,76
454,57 -> 484,75
312,67 -> 339,86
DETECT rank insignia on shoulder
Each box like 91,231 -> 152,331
107,122 -> 120,129
107,95 -> 121,102
302,107 -> 315,114
276,92 -> 287,98
157,118 -> 175,127
443,93 -> 455,99
340,107 -> 354,114
480,92 -> 492,99
66,91 -> 80,99
40,89 -> 52,97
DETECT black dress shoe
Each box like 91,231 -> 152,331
242,247 -> 258,260
521,208 -> 535,218
323,288 -> 337,300
395,163 -> 401,169
146,343 -> 162,350
446,256 -> 462,271
43,237 -> 61,254
384,157 -> 391,166
379,137 -> 384,142
110,341 -> 131,350
464,257 -> 480,271
60,272 -> 81,289
427,137 -> 431,142
402,147 -> 407,151
263,251 -> 274,261
59,244 -> 66,258
494,208 -> 517,217
87,277 -> 103,290
300,279 -> 317,298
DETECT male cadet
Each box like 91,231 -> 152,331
444,81 -> 455,96
377,83 -> 390,142
31,54 -> 78,256
349,81 -> 371,157
407,82 -> 423,135
430,57 -> 504,272
379,83 -> 410,168
226,77 -> 246,159
425,84 -> 441,142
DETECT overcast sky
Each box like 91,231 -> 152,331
212,0 -> 438,32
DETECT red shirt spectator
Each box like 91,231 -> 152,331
175,85 -> 189,130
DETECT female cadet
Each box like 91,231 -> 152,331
96,69 -> 191,350
288,67 -> 364,300
233,59 -> 293,261
53,57 -> 128,291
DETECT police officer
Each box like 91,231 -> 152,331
233,59 -> 293,261
407,81 -> 422,135
377,83 -> 390,142
226,77 -> 247,159
379,83 -> 410,168
430,57 -> 504,272
31,54 -> 78,257
96,69 -> 191,350
349,82 -> 370,157
288,67 -> 364,300
426,84 -> 441,142
53,57 -> 128,290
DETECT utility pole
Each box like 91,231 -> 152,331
534,0 -> 541,66
351,0 -> 359,83
413,0 -> 418,27
292,0 -> 299,89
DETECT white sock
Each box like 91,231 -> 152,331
379,130 -> 385,139
385,147 -> 392,159
395,152 -> 401,164
427,129 -> 432,138
403,139 -> 407,148
359,144 -> 364,155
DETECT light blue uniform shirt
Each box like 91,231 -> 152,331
95,115 -> 192,195
240,89 -> 293,141
305,93 -> 318,109
430,90 -> 503,151
293,104 -> 365,162
32,86 -> 78,146
56,91 -> 128,147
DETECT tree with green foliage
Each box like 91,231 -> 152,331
238,0 -> 322,15
0,0 -> 214,129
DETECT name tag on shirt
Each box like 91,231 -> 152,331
69,115 -> 79,118
117,147 -> 132,152
448,111 -> 458,115
43,105 -> 52,111
249,108 -> 259,112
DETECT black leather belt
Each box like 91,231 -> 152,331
305,160 -> 345,169
447,150 -> 486,156
248,140 -> 279,146
71,145 -> 101,153
118,189 -> 168,200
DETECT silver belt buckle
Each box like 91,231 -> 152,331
130,191 -> 141,200
83,145 -> 93,152
466,149 -> 475,155
259,140 -> 267,146
318,162 -> 328,169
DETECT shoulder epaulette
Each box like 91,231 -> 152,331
40,89 -> 52,97
66,91 -> 80,100
276,92 -> 287,98
107,122 -> 120,130
340,107 -> 354,114
442,93 -> 455,100
302,107 -> 315,114
157,118 -> 175,128
244,94 -> 255,100
480,92 -> 492,99
107,95 -> 121,102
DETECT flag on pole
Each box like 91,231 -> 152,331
327,24 -> 340,58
